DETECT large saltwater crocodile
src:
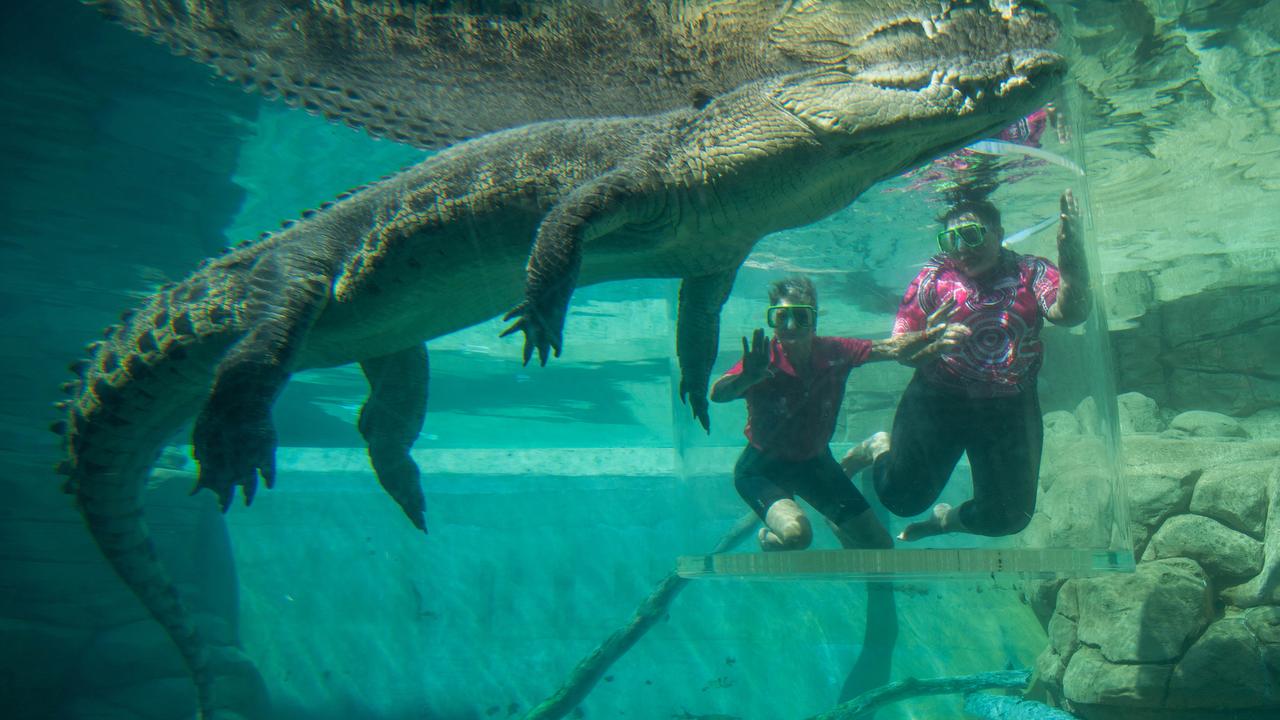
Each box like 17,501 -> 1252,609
90,0 -> 1049,149
61,2 -> 1063,717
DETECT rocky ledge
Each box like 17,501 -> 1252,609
1026,392 -> 1280,719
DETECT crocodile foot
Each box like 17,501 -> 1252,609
500,296 -> 566,366
679,379 -> 711,433
371,454 -> 428,532
192,401 -> 278,511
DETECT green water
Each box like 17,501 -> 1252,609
2,1 -> 1277,719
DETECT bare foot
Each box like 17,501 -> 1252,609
841,431 -> 890,477
758,527 -> 785,552
897,503 -> 954,542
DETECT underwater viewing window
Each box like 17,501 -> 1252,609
667,89 -> 1135,583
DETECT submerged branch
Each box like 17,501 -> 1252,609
964,692 -> 1080,719
806,669 -> 1032,720
522,511 -> 759,720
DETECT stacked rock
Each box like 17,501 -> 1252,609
1027,392 -> 1280,720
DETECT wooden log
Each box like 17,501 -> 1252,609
963,692 -> 1079,719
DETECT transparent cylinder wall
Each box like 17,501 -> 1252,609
198,89 -> 1131,720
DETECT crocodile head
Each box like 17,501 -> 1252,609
95,0 -> 1062,150
769,0 -> 1065,165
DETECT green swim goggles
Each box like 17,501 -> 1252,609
937,222 -> 987,253
766,304 -> 816,329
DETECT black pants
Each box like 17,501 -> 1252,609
871,374 -> 1043,536
734,445 -> 871,528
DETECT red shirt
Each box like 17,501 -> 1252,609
894,251 -> 1060,396
721,336 -> 872,460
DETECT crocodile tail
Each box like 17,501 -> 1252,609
55,279 -> 235,719
79,472 -> 216,716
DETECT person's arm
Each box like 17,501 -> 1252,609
710,328 -> 772,403
866,326 -> 937,362
897,323 -> 972,367
885,296 -> 970,366
1045,189 -> 1091,326
885,268 -> 938,367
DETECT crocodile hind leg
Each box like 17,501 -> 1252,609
192,260 -> 331,510
358,343 -> 429,532
676,268 -> 740,433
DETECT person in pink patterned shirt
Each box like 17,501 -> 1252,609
711,276 -> 951,552
842,190 -> 1091,541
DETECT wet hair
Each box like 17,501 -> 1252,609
768,275 -> 817,308
940,198 -> 1003,235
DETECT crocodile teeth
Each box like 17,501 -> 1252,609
997,75 -> 1030,96
921,18 -> 938,38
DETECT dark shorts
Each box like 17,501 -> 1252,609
733,444 -> 871,527
872,373 -> 1043,536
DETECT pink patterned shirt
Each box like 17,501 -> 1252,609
894,252 -> 1060,397
997,107 -> 1050,147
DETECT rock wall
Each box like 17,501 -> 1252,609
1068,0 -> 1280,417
1,456 -> 267,720
0,1 -> 265,717
1110,281 -> 1280,416
0,0 -> 259,460
1029,393 -> 1280,719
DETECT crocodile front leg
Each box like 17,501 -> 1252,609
192,261 -> 331,511
358,343 -> 429,532
677,269 -> 739,433
501,167 -> 648,366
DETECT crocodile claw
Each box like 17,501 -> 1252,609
501,300 -> 564,366
192,401 -> 278,511
679,381 -> 712,433
371,454 -> 428,533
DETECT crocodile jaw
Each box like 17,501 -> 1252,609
771,0 -> 1064,140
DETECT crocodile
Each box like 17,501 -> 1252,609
90,0 -> 1049,149
59,3 -> 1063,718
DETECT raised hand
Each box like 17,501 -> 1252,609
1056,188 -> 1085,273
1045,102 -> 1070,144
740,328 -> 773,383
1046,188 -> 1091,326
709,328 -> 774,403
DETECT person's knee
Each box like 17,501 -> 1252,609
876,481 -> 935,518
765,501 -> 813,550
967,503 -> 1033,536
772,516 -> 812,549
872,463 -> 942,518
995,508 -> 1033,535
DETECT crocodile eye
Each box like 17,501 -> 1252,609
1011,0 -> 1052,15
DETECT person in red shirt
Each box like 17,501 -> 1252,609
843,190 -> 1091,542
711,276 -> 951,552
